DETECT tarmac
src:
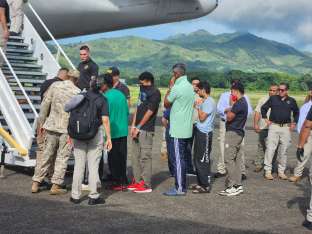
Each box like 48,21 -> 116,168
0,119 -> 311,234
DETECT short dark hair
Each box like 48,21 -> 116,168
270,83 -> 278,87
279,82 -> 289,90
230,79 -> 240,86
231,82 -> 245,94
96,73 -> 113,89
59,67 -> 69,72
138,71 -> 154,84
172,63 -> 186,75
197,81 -> 211,94
80,45 -> 90,51
191,77 -> 201,82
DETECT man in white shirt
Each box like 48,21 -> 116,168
216,80 -> 253,179
289,87 -> 312,182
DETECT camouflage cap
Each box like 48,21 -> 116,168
68,69 -> 80,79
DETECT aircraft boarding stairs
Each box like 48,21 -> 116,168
0,3 -> 74,168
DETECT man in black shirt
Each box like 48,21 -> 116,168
40,68 -> 69,100
128,72 -> 161,193
261,83 -> 299,180
219,82 -> 248,197
77,45 -> 99,90
297,106 -> 312,230
0,0 -> 10,65
107,66 -> 131,106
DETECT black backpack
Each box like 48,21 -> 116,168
68,93 -> 100,141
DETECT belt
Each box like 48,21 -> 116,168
272,123 -> 290,127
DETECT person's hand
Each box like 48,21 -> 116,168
265,119 -> 272,127
224,107 -> 231,114
130,127 -> 136,138
195,98 -> 204,106
132,127 -> 140,139
254,124 -> 260,133
4,30 -> 9,41
296,147 -> 304,162
169,76 -> 176,89
37,125 -> 45,137
290,123 -> 296,131
105,138 -> 112,152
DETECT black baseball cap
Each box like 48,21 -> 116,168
231,82 -> 245,94
107,67 -> 120,76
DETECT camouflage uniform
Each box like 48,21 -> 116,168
32,80 -> 80,185
7,0 -> 24,34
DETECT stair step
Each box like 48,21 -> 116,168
20,104 -> 41,110
7,41 -> 29,48
7,55 -> 38,62
0,112 -> 35,119
3,63 -> 42,69
9,35 -> 24,41
15,95 -> 41,101
10,86 -> 41,92
9,78 -> 45,84
6,48 -> 33,54
3,70 -> 47,77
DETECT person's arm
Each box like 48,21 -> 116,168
130,109 -> 137,138
292,99 -> 300,124
162,117 -> 168,128
102,116 -> 112,151
196,100 -> 213,123
261,97 -> 272,125
298,120 -> 312,148
0,7 -> 9,41
164,90 -> 172,109
253,99 -> 263,132
37,85 -> 54,135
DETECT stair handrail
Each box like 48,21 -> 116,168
27,3 -> 75,70
0,47 -> 39,121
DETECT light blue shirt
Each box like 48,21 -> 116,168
196,97 -> 216,134
297,101 -> 312,133
217,91 -> 253,120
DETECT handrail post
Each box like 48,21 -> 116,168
27,3 -> 76,70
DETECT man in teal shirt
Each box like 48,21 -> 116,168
164,63 -> 195,196
101,73 -> 129,190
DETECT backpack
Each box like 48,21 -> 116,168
68,92 -> 100,141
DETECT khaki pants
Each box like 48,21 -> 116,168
294,132 -> 312,177
7,0 -> 24,34
131,130 -> 154,187
34,131 -> 55,181
218,120 -> 246,174
224,131 -> 243,187
32,131 -> 71,185
71,130 -> 103,199
264,124 -> 291,174
255,129 -> 268,168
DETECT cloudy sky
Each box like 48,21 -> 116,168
61,0 -> 312,51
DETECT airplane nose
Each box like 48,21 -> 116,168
198,0 -> 219,14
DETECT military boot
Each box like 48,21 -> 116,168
31,181 -> 40,193
50,184 -> 67,195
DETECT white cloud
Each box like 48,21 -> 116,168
208,0 -> 312,47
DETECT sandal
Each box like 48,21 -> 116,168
188,184 -> 201,190
192,186 -> 211,194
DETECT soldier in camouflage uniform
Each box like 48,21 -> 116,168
31,70 -> 80,195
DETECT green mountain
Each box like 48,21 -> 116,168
63,30 -> 312,76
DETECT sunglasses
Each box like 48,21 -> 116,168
279,89 -> 287,92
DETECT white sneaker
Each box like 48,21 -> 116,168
219,186 -> 241,196
234,185 -> 244,194
81,184 -> 90,191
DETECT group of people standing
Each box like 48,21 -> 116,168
13,43 -> 311,229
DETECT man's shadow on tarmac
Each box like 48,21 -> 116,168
287,169 -> 310,218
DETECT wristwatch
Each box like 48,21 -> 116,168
135,124 -> 142,130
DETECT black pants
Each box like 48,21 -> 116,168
108,137 -> 128,185
194,128 -> 213,187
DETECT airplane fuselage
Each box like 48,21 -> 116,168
27,0 -> 218,39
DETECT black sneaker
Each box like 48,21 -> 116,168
214,172 -> 226,178
242,174 -> 247,181
88,197 -> 105,206
303,220 -> 312,230
70,197 -> 80,204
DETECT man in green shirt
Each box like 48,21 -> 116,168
164,63 -> 195,196
101,73 -> 129,190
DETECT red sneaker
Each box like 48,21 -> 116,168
111,185 -> 127,191
127,180 -> 144,191
133,186 -> 153,193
